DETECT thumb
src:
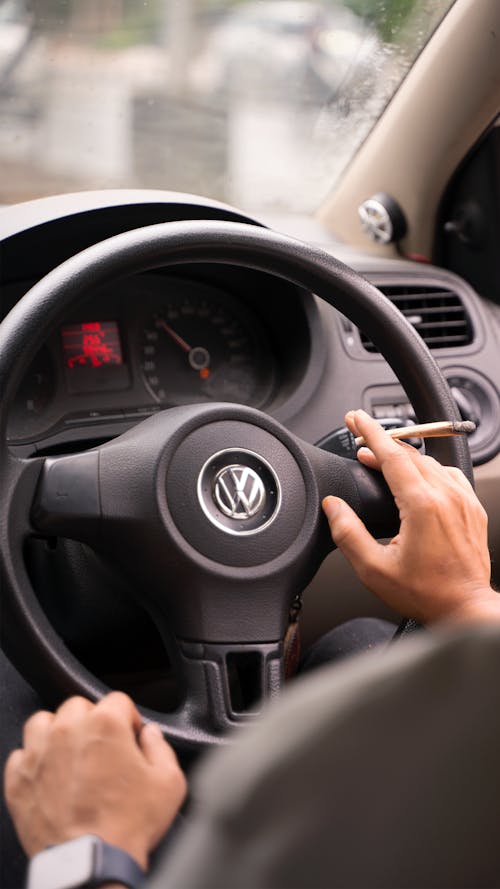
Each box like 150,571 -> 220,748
139,723 -> 179,769
322,496 -> 381,573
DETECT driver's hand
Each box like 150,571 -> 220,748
4,692 -> 187,870
323,409 -> 499,625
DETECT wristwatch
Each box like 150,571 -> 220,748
26,834 -> 146,889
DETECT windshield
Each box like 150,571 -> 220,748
0,0 -> 456,214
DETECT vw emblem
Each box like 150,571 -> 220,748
213,465 -> 266,520
197,448 -> 281,535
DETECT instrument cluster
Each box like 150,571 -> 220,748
7,273 -> 284,449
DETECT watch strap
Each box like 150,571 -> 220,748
93,837 -> 145,888
26,835 -> 146,889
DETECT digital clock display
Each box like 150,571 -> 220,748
62,321 -> 123,368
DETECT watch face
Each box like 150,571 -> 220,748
27,835 -> 96,889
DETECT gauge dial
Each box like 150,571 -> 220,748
8,347 -> 55,439
140,286 -> 275,407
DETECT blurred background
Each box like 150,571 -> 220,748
0,0 -> 452,213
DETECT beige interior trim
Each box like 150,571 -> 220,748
317,0 -> 500,258
475,452 -> 500,586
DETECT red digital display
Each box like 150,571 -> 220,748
62,321 -> 123,369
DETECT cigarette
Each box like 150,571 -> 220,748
354,419 -> 476,448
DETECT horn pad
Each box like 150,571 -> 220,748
165,417 -> 308,568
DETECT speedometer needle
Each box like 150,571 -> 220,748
155,316 -> 211,378
156,318 -> 191,354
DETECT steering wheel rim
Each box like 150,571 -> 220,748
0,220 -> 472,752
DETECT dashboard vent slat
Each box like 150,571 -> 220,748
400,305 -> 464,317
360,283 -> 473,352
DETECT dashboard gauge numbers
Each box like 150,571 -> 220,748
140,287 -> 274,408
8,347 -> 55,439
142,328 -> 167,401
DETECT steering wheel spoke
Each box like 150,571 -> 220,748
305,442 -> 400,547
174,637 -> 284,734
31,449 -> 102,543
345,458 -> 401,540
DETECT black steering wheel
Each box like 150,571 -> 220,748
0,221 -> 472,753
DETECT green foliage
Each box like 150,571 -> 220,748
342,0 -> 418,42
30,0 -> 431,46
96,0 -> 163,49
200,0 -> 426,44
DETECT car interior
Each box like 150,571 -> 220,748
0,0 -> 499,883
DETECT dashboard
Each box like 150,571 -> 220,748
1,189 -> 500,647
5,270 -> 317,453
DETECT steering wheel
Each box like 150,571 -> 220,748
0,220 -> 472,753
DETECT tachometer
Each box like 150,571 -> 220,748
140,285 -> 275,407
8,346 -> 55,440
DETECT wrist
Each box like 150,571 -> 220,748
26,835 -> 146,889
442,587 -> 500,626
84,834 -> 148,872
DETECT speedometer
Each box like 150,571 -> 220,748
140,283 -> 275,408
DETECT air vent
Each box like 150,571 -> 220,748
360,284 -> 474,352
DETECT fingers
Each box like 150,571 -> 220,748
357,437 -> 423,473
3,749 -> 25,806
20,693 -> 143,756
444,465 -> 474,491
139,723 -> 180,770
55,695 -> 94,722
139,724 -> 188,833
344,410 -> 362,438
349,411 -> 472,495
322,496 -> 382,575
139,725 -> 188,812
345,410 -> 424,499
92,691 -> 143,737
53,692 -> 141,736
21,700 -> 92,759
356,445 -> 380,471
22,711 -> 54,750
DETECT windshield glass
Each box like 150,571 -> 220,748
0,0 -> 456,213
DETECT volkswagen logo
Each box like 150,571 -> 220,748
197,448 -> 281,536
213,465 -> 266,520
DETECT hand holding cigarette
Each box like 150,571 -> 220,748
322,409 -> 497,626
